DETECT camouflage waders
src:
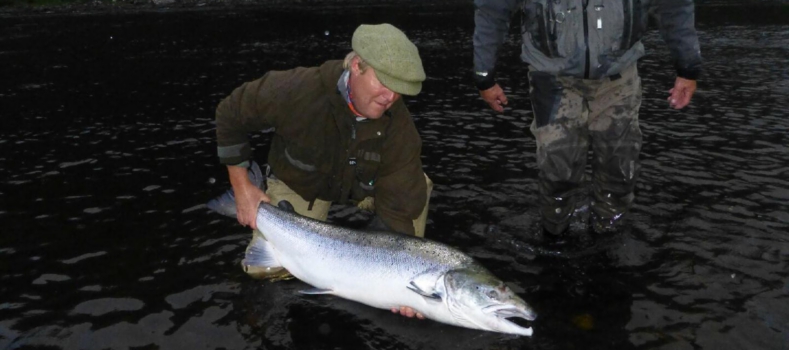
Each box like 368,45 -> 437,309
528,64 -> 642,235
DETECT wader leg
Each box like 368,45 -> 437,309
243,177 -> 331,280
587,65 -> 643,233
528,70 -> 589,235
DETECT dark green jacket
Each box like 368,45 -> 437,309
215,60 -> 427,235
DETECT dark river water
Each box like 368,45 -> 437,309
1,3 -> 788,350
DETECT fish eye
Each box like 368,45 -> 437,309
486,289 -> 498,299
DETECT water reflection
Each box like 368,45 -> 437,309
0,4 -> 788,350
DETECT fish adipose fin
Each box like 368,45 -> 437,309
241,234 -> 282,269
206,161 -> 265,217
298,288 -> 334,295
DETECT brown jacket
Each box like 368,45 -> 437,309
215,60 -> 427,235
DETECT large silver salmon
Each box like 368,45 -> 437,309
208,162 -> 536,336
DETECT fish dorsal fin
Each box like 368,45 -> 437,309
407,270 -> 444,301
242,234 -> 281,269
277,200 -> 296,213
298,288 -> 334,295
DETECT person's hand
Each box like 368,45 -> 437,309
391,306 -> 425,320
227,165 -> 270,230
667,77 -> 697,109
479,84 -> 508,113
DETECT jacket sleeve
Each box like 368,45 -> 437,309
215,73 -> 285,165
373,104 -> 427,236
473,0 -> 520,91
655,0 -> 703,80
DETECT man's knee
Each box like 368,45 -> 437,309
424,173 -> 434,192
412,174 -> 432,238
266,178 -> 331,221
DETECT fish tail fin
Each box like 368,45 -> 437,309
241,233 -> 282,269
207,161 -> 265,217
206,190 -> 237,217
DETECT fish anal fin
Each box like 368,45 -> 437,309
298,288 -> 334,295
242,235 -> 281,269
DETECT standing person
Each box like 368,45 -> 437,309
215,23 -> 432,318
473,0 -> 701,235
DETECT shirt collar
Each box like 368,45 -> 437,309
337,70 -> 367,121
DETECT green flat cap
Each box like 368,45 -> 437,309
352,23 -> 426,96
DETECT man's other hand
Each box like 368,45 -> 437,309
668,77 -> 697,109
479,84 -> 509,113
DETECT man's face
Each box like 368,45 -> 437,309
350,58 -> 401,119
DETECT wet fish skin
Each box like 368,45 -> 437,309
209,162 -> 536,336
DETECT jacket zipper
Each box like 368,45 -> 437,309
351,120 -> 357,140
582,0 -> 591,79
339,120 -> 357,198
623,0 -> 633,50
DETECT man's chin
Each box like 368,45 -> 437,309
364,111 -> 385,119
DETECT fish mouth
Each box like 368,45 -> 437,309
482,304 -> 537,336
483,304 -> 537,321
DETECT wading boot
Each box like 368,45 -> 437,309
590,212 -> 624,235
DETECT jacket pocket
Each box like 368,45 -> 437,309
522,2 -> 557,57
352,149 -> 381,198
595,1 -> 627,52
283,143 -> 320,173
521,1 -> 576,58
271,137 -> 331,200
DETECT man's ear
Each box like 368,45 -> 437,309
350,56 -> 361,76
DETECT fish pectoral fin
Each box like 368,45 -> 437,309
407,270 -> 444,301
298,288 -> 334,295
241,234 -> 281,268
407,281 -> 442,301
